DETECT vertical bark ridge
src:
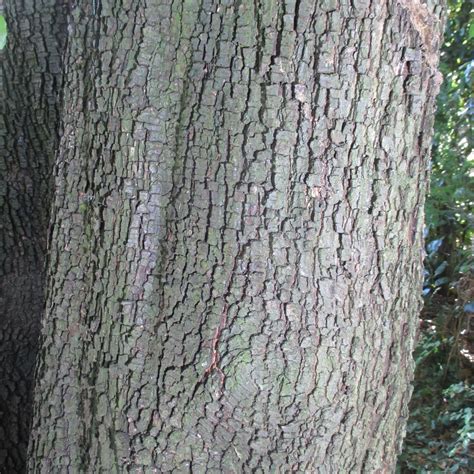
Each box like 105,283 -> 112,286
0,1 -> 67,471
29,0 -> 445,471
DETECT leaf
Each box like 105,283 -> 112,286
464,302 -> 474,313
434,276 -> 450,287
434,261 -> 448,277
0,15 -> 7,50
427,238 -> 444,255
469,22 -> 474,40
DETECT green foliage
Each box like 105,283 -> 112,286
399,323 -> 474,472
399,1 -> 473,471
0,15 -> 7,50
423,0 -> 473,298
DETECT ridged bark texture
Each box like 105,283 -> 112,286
0,1 -> 66,471
29,0 -> 445,472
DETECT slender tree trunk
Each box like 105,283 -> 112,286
29,0 -> 445,471
0,1 -> 66,471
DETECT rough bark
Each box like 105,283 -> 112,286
29,0 -> 445,472
0,1 -> 66,471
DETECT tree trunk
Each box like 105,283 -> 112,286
0,1 -> 66,471
29,0 -> 445,471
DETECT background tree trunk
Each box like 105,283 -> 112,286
29,0 -> 445,471
0,0 -> 66,471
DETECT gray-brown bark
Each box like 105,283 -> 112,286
0,1 -> 66,471
29,0 -> 445,472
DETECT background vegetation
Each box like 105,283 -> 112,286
398,1 -> 474,471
